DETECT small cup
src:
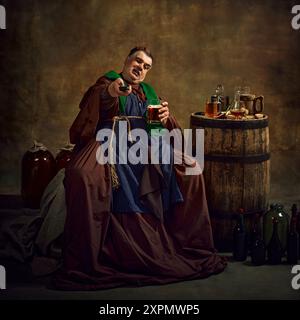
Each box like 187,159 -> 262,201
147,99 -> 162,124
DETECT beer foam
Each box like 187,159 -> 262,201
147,105 -> 161,108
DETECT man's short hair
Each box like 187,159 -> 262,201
128,46 -> 154,62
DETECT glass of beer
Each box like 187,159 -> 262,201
147,99 -> 162,124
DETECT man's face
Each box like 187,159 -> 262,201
122,51 -> 152,84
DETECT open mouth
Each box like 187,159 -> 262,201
132,69 -> 140,77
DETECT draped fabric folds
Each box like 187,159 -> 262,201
53,75 -> 226,290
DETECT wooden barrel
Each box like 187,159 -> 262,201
190,112 -> 270,251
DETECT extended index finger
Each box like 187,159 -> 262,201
115,78 -> 125,86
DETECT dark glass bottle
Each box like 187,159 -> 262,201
293,204 -> 300,256
251,230 -> 266,266
267,218 -> 283,265
233,209 -> 247,261
249,213 -> 260,253
251,214 -> 266,265
251,237 -> 266,266
287,205 -> 299,264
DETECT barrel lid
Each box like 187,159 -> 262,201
190,112 -> 269,129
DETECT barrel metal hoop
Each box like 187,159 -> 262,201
191,113 -> 269,129
204,153 -> 270,163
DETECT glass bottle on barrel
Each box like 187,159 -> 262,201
211,84 -> 224,109
267,217 -> 283,265
287,204 -> 299,264
233,208 -> 247,261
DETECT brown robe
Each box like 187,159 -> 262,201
53,76 -> 226,290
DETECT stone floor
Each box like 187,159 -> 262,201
0,255 -> 299,300
0,194 -> 299,301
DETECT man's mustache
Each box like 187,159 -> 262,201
132,68 -> 141,76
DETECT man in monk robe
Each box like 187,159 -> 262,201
54,47 -> 226,290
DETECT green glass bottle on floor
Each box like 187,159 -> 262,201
263,203 -> 289,254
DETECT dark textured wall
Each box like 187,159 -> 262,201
0,0 -> 299,199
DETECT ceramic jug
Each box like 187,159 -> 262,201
240,93 -> 264,115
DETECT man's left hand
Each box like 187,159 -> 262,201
159,101 -> 170,126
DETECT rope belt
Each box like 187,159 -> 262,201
105,115 -> 145,189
